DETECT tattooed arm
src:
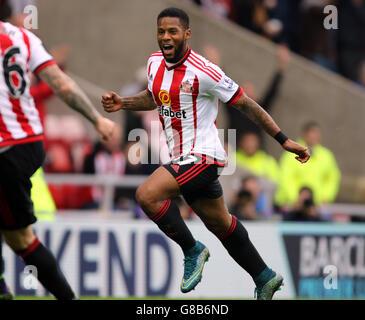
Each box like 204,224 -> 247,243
102,90 -> 156,112
232,93 -> 310,163
38,64 -> 115,140
233,93 -> 281,137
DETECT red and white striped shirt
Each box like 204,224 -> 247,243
147,46 -> 243,163
0,22 -> 56,147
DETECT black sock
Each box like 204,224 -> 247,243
217,215 -> 267,279
149,199 -> 196,253
16,237 -> 75,300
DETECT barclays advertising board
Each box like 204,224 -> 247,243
279,223 -> 365,299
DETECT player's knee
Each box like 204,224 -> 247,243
2,227 -> 36,252
135,185 -> 156,210
135,186 -> 147,206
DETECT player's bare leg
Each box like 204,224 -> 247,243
190,196 -> 284,300
136,166 -> 210,293
2,226 -> 75,300
2,226 -> 36,251
188,196 -> 232,234
136,167 -> 197,252
135,166 -> 180,215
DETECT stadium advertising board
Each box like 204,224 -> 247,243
5,218 -> 364,299
280,223 -> 365,299
3,218 -> 290,299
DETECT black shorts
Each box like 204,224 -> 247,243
163,153 -> 225,206
0,141 -> 45,230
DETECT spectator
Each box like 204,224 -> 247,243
233,131 -> 280,184
44,116 -> 98,210
195,0 -> 235,20
269,0 -> 303,52
30,167 -> 56,221
226,44 -> 290,145
230,0 -> 280,39
276,121 -> 341,207
231,189 -> 259,220
337,0 -> 365,81
82,125 -> 126,209
232,176 -> 272,219
299,2 -> 337,72
0,0 -> 12,21
283,187 -> 325,222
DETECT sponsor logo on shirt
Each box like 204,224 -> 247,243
158,105 -> 187,119
158,90 -> 171,106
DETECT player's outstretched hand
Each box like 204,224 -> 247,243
282,139 -> 310,163
102,91 -> 123,113
95,116 -> 116,141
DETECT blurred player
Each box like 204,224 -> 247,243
102,7 -> 309,300
0,1 -> 115,300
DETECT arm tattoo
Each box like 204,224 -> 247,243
233,94 -> 281,137
121,90 -> 157,111
38,65 -> 100,124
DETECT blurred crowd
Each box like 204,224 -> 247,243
229,122 -> 340,223
3,0 -> 360,223
183,0 -> 365,87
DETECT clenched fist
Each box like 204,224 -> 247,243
101,91 -> 123,113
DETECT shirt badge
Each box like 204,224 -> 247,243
223,76 -> 234,89
179,80 -> 194,93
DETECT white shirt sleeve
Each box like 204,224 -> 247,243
201,63 -> 243,105
209,73 -> 242,104
24,29 -> 54,73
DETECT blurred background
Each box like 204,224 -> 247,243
2,0 -> 365,299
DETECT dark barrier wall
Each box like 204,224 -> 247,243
37,0 -> 365,202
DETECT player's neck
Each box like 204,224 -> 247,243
165,45 -> 191,69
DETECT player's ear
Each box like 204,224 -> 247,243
185,28 -> 191,40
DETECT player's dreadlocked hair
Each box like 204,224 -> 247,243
157,7 -> 190,30
0,0 -> 12,21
